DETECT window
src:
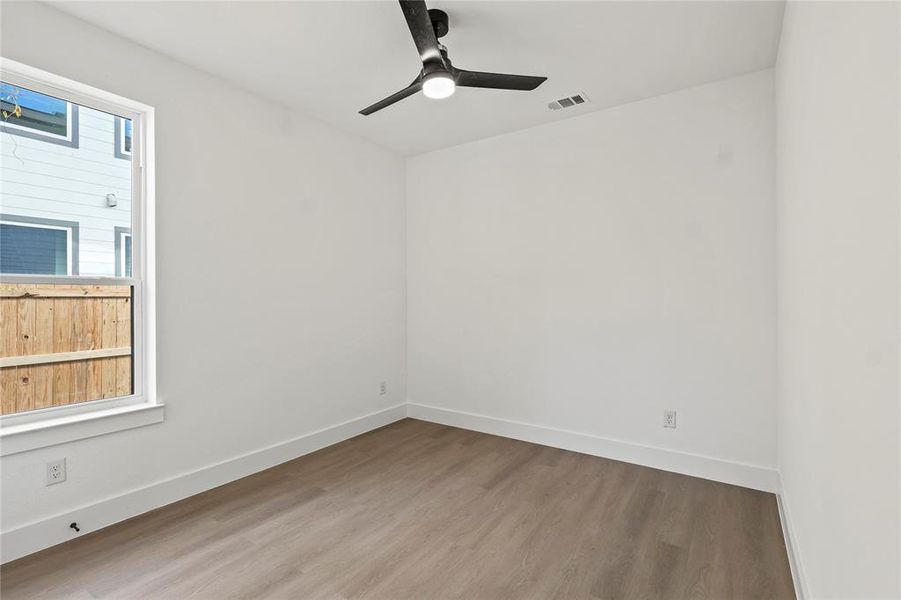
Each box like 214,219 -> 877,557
115,226 -> 132,277
0,81 -> 78,147
0,215 -> 78,275
0,58 -> 160,455
114,116 -> 131,160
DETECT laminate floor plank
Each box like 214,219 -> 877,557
0,418 -> 795,599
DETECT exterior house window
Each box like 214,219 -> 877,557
0,81 -> 78,147
115,226 -> 132,277
114,116 -> 132,159
0,59 -> 160,455
0,215 -> 78,275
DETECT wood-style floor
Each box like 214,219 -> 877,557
1,419 -> 795,599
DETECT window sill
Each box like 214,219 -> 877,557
0,402 -> 164,456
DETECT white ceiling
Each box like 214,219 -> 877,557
51,1 -> 785,156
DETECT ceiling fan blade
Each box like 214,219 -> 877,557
399,0 -> 442,65
359,80 -> 422,115
455,69 -> 547,91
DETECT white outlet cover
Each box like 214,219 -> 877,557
46,458 -> 66,485
663,410 -> 677,429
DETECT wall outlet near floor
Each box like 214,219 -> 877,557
379,381 -> 387,395
663,409 -> 677,429
46,459 -> 66,485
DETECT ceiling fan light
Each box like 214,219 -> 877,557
422,72 -> 455,99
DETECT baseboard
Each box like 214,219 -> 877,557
407,403 -> 779,493
0,403 -> 407,564
777,481 -> 811,599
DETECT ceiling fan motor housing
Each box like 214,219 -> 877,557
429,9 -> 449,38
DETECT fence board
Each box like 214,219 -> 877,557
0,300 -> 15,412
16,298 -> 35,413
0,298 -> 13,414
1,347 -> 131,368
0,285 -> 131,299
71,298 -> 89,403
101,298 -> 117,398
0,299 -> 16,357
0,367 -> 16,414
33,300 -> 54,409
52,298 -> 73,407
116,297 -> 131,397
86,299 -> 103,401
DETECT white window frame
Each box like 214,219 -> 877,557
0,84 -> 77,146
0,58 -> 161,455
0,217 -> 76,275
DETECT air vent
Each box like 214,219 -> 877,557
547,93 -> 590,111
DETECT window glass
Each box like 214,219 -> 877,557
0,222 -> 69,274
0,83 -> 131,277
1,82 -> 69,138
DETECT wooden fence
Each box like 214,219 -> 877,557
0,284 -> 132,415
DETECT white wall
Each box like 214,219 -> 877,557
775,2 -> 900,597
407,71 -> 777,482
0,0 -> 405,552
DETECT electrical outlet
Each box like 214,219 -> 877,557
46,459 -> 66,486
379,381 -> 387,396
663,410 -> 677,429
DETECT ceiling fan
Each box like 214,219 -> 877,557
359,0 -> 548,115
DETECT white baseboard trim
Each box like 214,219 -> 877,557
0,403 -> 406,564
407,403 -> 779,493
777,482 -> 810,599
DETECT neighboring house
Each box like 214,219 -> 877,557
0,82 -> 132,278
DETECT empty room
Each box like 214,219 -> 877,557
0,1 -> 898,598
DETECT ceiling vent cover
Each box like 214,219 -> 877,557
548,93 -> 590,111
